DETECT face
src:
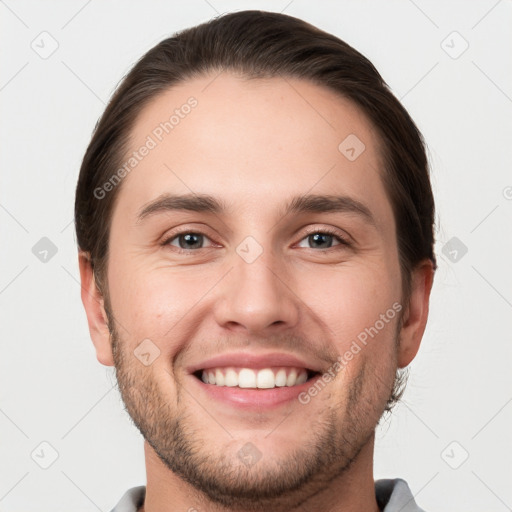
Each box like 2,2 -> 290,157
98,73 -> 412,509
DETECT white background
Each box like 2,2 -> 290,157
1,1 -> 511,510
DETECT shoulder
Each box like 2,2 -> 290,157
375,478 -> 427,512
109,485 -> 146,512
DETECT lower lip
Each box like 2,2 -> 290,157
190,373 -> 321,410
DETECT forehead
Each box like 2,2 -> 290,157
114,72 -> 393,230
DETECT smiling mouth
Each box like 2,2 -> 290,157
193,366 -> 320,389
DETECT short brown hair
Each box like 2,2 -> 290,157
75,9 -> 436,303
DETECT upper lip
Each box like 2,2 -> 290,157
187,351 -> 324,374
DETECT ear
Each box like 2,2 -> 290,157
397,259 -> 435,368
78,252 -> 114,366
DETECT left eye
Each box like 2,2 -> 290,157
297,231 -> 347,249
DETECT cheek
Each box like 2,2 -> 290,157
108,257 -> 217,357
300,262 -> 401,350
108,259 -> 181,341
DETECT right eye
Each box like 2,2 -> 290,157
163,231 -> 216,251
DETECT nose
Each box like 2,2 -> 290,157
213,247 -> 300,335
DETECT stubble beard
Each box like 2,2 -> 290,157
106,304 -> 402,511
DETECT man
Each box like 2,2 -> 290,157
75,10 -> 436,512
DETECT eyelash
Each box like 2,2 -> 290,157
161,227 -> 351,253
300,226 -> 351,247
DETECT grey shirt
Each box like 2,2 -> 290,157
110,478 -> 426,511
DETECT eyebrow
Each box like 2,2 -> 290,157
136,193 -> 376,227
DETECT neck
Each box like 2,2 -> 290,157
139,434 -> 380,512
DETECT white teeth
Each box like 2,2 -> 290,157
215,369 -> 225,386
256,368 -> 275,389
286,369 -> 297,387
238,369 -> 257,388
275,369 -> 287,387
199,367 -> 309,389
225,368 -> 238,387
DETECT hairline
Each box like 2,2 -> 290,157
91,73 -> 413,312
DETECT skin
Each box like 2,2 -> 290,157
79,73 -> 434,512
